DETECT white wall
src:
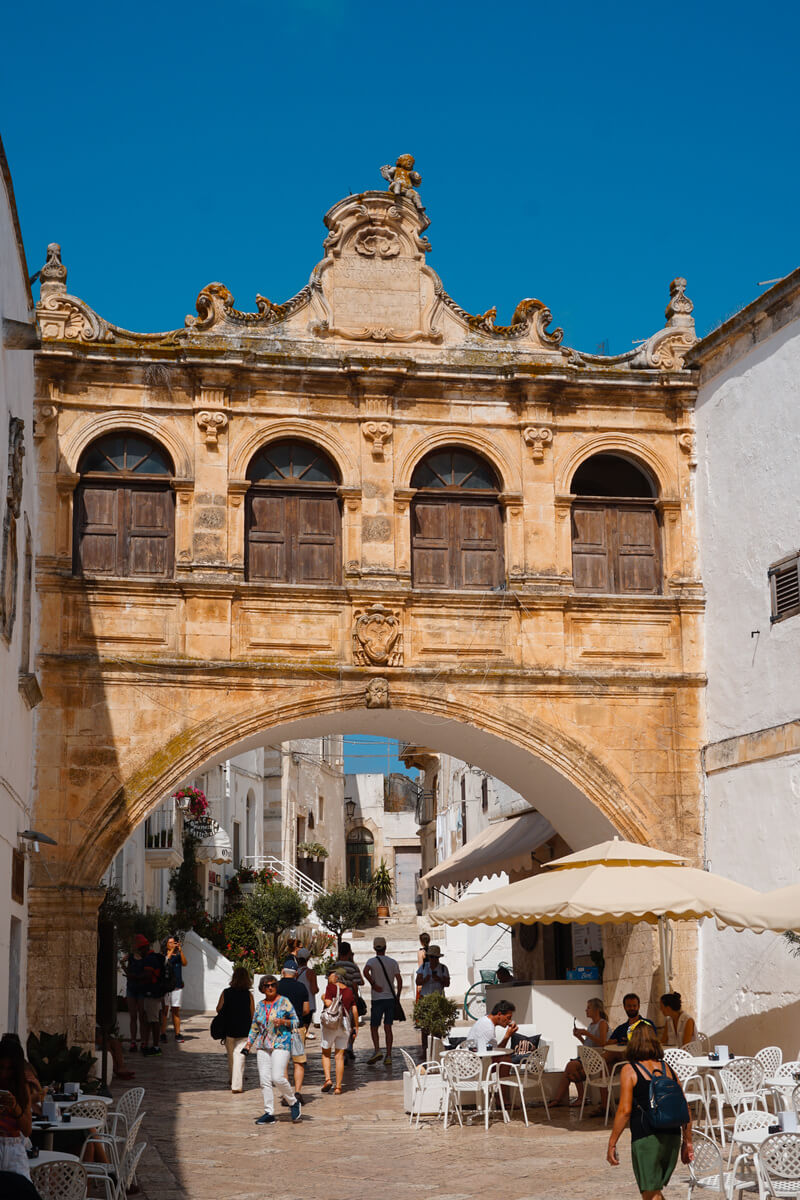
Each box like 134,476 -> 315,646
0,143 -> 37,1039
695,302 -> 800,1053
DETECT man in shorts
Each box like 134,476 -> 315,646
161,935 -> 188,1043
363,936 -> 402,1065
140,938 -> 166,1056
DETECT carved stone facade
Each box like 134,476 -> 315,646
29,171 -> 704,1042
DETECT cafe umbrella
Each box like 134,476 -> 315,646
429,836 -> 772,994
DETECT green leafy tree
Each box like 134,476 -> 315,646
412,993 -> 461,1040
245,881 -> 309,962
169,834 -> 205,928
314,884 -> 376,954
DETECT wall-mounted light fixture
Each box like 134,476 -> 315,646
19,829 -> 58,854
345,798 -> 356,820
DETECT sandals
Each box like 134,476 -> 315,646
334,1087 -> 342,1095
321,1080 -> 333,1092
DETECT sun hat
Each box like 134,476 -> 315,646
427,945 -> 442,957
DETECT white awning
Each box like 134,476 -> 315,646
422,810 -> 556,888
195,827 -> 233,865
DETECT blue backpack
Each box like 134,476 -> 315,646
634,1062 -> 690,1131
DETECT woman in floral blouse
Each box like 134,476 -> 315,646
242,975 -> 302,1124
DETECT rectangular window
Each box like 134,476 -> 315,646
11,850 -> 25,904
318,795 -> 324,824
770,552 -> 800,623
481,777 -> 488,814
232,820 -> 241,867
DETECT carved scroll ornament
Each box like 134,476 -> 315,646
353,604 -> 403,667
197,411 -> 228,446
362,421 -> 393,460
523,426 -> 553,461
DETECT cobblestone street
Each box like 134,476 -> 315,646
126,1015 -> 653,1200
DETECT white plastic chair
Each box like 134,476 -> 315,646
768,1062 -> 800,1111
107,1085 -> 145,1138
399,1048 -> 443,1127
577,1045 -> 616,1124
30,1160 -> 88,1200
487,1059 -> 529,1127
721,1059 -> 768,1114
694,1032 -> 711,1054
665,1047 -> 694,1067
441,1048 -> 501,1130
520,1048 -> 551,1120
728,1109 -> 773,1168
758,1132 -> 800,1198
685,1130 -> 761,1200
671,1057 -> 715,1138
756,1047 -> 784,1078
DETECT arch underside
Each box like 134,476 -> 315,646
62,680 -> 662,888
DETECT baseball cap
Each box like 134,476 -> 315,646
373,936 -> 387,950
296,948 -> 311,960
134,934 -> 150,949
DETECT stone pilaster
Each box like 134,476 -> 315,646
27,884 -> 105,1048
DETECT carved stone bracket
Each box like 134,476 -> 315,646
523,426 -> 553,461
353,603 -> 403,667
33,405 -> 58,441
365,676 -> 390,708
678,432 -> 697,468
196,411 -> 228,446
362,421 -> 393,460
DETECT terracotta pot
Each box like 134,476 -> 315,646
377,904 -> 390,918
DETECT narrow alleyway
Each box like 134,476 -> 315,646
125,1014 -> 647,1200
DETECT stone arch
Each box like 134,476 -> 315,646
229,419 -> 357,486
63,678 -> 657,889
556,435 -> 677,500
60,412 -> 193,480
398,429 -> 521,493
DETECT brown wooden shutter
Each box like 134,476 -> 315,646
613,506 -> 660,594
457,500 -> 503,588
248,492 -> 288,580
75,484 -> 120,575
571,504 -> 612,592
412,500 -> 451,587
294,493 -> 340,583
125,487 -> 173,578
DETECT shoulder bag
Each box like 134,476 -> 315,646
376,956 -> 406,1022
210,1005 -> 227,1043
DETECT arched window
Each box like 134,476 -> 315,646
346,826 -> 374,886
245,439 -> 341,583
74,432 -> 174,577
410,447 -> 504,589
570,453 -> 661,594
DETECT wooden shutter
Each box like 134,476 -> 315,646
125,487 -> 173,578
248,492 -> 288,580
613,506 -> 660,594
770,554 -> 800,622
571,504 -> 612,592
75,484 -> 120,575
412,500 -> 451,587
294,493 -> 340,583
457,500 -> 503,588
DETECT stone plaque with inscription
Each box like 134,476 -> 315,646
331,254 -> 421,336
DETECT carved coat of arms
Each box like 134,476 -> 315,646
352,603 -> 403,667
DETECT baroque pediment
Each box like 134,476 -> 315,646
34,166 -> 697,370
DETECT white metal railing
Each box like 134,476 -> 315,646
145,804 -> 178,850
240,855 -> 328,905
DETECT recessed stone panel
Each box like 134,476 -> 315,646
567,614 -> 674,662
235,604 -> 339,659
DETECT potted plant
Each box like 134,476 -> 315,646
172,785 -> 208,818
297,842 -> 328,886
412,993 -> 461,1043
370,859 -> 394,917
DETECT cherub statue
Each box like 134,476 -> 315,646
380,154 -> 427,222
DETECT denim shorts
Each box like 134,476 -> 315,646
370,997 -> 395,1027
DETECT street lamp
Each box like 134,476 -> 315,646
345,798 -> 356,820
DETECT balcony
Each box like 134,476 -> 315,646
144,804 -> 183,869
398,741 -> 441,773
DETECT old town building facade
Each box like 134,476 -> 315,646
28,167 -> 704,1043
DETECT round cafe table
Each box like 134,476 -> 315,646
31,1116 -> 103,1152
29,1149 -> 81,1165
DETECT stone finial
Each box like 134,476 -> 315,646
39,243 -> 68,298
379,154 -> 430,231
665,277 -> 694,325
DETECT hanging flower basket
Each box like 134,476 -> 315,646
173,786 -> 208,819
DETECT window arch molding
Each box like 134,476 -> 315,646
229,420 -> 355,487
399,430 -> 517,494
61,413 -> 193,480
556,436 -> 673,501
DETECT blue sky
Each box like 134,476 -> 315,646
2,1 -> 797,353
342,737 -> 417,778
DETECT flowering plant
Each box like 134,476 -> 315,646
173,786 -> 208,818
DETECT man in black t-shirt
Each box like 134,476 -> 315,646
277,963 -> 311,1094
608,993 -> 655,1045
140,940 -> 166,1056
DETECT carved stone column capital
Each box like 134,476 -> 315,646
196,411 -> 228,446
362,420 -> 393,460
523,426 -> 553,461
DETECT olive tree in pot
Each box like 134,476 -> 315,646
370,859 -> 394,917
412,993 -> 461,1043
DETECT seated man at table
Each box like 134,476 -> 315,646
468,1000 -> 518,1053
609,993 -> 655,1045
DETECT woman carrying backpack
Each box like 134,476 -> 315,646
320,968 -> 358,1095
606,1021 -> 693,1200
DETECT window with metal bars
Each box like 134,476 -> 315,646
769,552 -> 800,623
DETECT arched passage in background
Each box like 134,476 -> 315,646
346,826 -> 374,885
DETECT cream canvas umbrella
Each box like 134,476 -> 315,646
745,882 -> 800,933
429,836 -> 770,992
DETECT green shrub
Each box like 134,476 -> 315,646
27,1032 -> 97,1087
412,993 -> 461,1040
314,885 -> 376,953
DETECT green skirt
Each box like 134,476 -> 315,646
631,1131 -> 681,1192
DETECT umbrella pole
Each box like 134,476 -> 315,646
657,916 -> 672,994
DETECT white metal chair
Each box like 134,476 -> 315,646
487,1059 -> 529,1127
70,1097 -> 109,1127
728,1110 -> 773,1167
577,1045 -> 616,1124
81,1110 -> 145,1199
520,1048 -> 551,1120
756,1047 -> 784,1079
399,1048 -> 443,1127
721,1060 -> 768,1114
665,1047 -> 694,1067
792,1085 -> 800,1120
671,1057 -> 715,1138
685,1130 -> 761,1200
686,1039 -> 710,1057
768,1063 -> 800,1111
758,1132 -> 800,1198
107,1085 -> 145,1138
30,1160 -> 88,1200
441,1048 -> 500,1130
120,1140 -> 147,1196
694,1032 -> 711,1053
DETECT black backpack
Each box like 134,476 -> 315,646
635,1062 -> 690,1131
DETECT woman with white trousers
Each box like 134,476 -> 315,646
241,975 -> 302,1124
